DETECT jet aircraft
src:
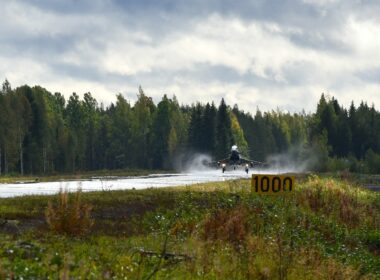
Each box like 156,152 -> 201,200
214,145 -> 266,173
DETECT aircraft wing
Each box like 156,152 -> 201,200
205,158 -> 229,167
217,158 -> 230,164
240,157 -> 268,167
216,158 -> 230,166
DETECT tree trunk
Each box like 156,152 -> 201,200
19,132 -> 24,176
4,148 -> 8,174
72,155 -> 75,173
43,144 -> 47,174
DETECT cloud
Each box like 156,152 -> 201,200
0,0 -> 379,113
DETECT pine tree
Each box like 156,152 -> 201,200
131,86 -> 155,168
230,112 -> 249,156
12,86 -> 32,175
108,94 -> 132,169
65,93 -> 86,171
188,103 -> 203,151
201,102 -> 217,156
215,98 -> 233,159
151,95 -> 172,169
251,110 -> 276,161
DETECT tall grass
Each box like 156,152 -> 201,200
298,175 -> 379,228
202,206 -> 249,250
45,188 -> 93,236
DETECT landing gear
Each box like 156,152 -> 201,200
245,167 -> 249,174
222,167 -> 226,173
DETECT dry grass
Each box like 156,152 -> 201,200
201,206 -> 249,249
288,248 -> 374,280
297,176 -> 376,227
45,188 -> 93,236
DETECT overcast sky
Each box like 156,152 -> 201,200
1,0 -> 380,113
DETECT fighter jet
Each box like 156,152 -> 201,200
215,145 -> 266,173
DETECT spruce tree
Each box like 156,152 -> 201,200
202,102 -> 217,156
215,98 -> 232,159
151,95 -> 171,169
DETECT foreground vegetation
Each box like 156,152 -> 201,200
0,175 -> 379,279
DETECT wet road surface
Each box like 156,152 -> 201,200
1,169 -> 378,198
0,170 -> 266,198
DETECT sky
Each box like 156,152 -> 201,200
1,0 -> 380,113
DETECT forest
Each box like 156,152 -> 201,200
0,79 -> 379,175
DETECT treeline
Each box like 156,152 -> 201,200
0,80 -> 379,175
310,94 -> 380,173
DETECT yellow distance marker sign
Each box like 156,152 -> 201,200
251,174 -> 295,194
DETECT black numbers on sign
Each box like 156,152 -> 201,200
252,175 -> 293,193
283,177 -> 293,192
272,177 -> 281,192
253,176 -> 259,192
261,176 -> 270,192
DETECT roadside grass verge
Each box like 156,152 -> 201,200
0,175 -> 379,279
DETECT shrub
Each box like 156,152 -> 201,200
298,176 -> 374,227
45,188 -> 93,236
365,149 -> 380,174
201,206 -> 248,249
327,157 -> 350,172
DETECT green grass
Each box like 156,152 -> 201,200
0,175 -> 379,279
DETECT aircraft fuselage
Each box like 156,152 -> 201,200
230,150 -> 240,163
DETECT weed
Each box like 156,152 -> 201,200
366,230 -> 380,256
298,176 -> 374,228
45,188 -> 93,236
0,262 -> 4,280
202,206 -> 249,250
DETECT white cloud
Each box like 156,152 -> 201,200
0,56 -> 47,86
302,0 -> 340,6
342,17 -> 380,60
0,0 -> 380,113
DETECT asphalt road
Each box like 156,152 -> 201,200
0,170 -> 253,198
1,169 -> 379,198
363,185 -> 380,192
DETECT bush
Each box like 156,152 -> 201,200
326,157 -> 350,172
45,188 -> 93,236
365,149 -> 380,174
201,206 -> 249,249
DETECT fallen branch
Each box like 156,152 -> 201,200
134,247 -> 193,262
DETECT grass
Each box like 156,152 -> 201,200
45,189 -> 93,236
0,175 -> 379,279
